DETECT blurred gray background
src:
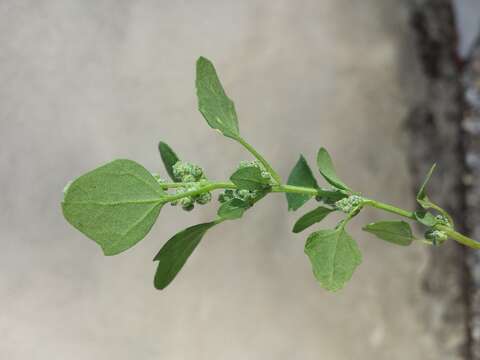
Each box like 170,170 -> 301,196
0,1 -> 459,359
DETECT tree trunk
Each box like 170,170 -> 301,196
405,0 -> 470,358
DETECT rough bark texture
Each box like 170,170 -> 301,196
464,36 -> 480,359
406,0 -> 469,358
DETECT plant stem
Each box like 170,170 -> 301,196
161,180 -> 480,248
363,199 -> 416,220
437,225 -> 480,249
163,182 -> 236,202
272,184 -> 319,195
159,182 -> 189,188
161,181 -> 341,201
236,137 -> 282,184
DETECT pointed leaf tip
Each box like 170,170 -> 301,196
154,222 -> 216,290
286,155 -> 319,211
158,141 -> 180,181
416,163 -> 436,208
316,148 -> 351,191
195,56 -> 239,139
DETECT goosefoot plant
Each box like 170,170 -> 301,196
62,57 -> 480,292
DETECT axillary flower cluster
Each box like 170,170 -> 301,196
168,161 -> 212,211
218,160 -> 274,205
335,195 -> 364,214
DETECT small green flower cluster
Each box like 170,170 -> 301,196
218,188 -> 260,205
425,229 -> 448,245
435,214 -> 451,227
335,195 -> 363,214
170,161 -> 212,211
422,215 -> 451,245
217,160 -> 271,205
238,160 -> 274,184
151,173 -> 166,183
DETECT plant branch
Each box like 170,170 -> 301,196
161,180 -> 480,249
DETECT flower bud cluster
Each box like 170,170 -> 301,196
151,173 -> 166,183
425,228 -> 448,245
218,188 -> 260,205
217,160 -> 272,206
335,195 -> 363,214
170,161 -> 212,211
435,214 -> 451,227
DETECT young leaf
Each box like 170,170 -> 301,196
286,155 -> 319,211
292,206 -> 334,233
154,222 -> 216,290
218,198 -> 250,220
196,57 -> 239,139
316,148 -> 351,191
416,163 -> 436,209
362,221 -> 414,246
62,159 -> 165,256
158,141 -> 180,181
230,166 -> 270,190
304,228 -> 362,291
414,210 -> 437,227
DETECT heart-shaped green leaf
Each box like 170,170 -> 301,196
62,159 -> 165,255
286,155 -> 319,211
305,228 -> 362,291
196,57 -> 239,139
363,220 -> 414,246
154,222 -> 216,290
316,148 -> 351,191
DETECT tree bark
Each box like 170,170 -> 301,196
463,34 -> 480,360
405,0 -> 470,358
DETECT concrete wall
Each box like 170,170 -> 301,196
0,1 -> 447,359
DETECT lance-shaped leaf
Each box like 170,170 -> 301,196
196,57 -> 239,139
305,228 -> 362,291
154,222 -> 216,289
286,155 -> 319,211
62,159 -> 165,256
416,163 -> 436,209
158,141 -> 180,181
292,206 -> 335,233
415,164 -> 454,225
230,166 -> 270,191
316,148 -> 351,191
363,220 -> 414,246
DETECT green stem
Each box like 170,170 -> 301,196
237,137 -> 282,184
160,182 -> 190,188
363,199 -> 416,220
163,182 -> 236,202
272,184 -> 319,196
161,181 -> 340,201
437,225 -> 480,249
